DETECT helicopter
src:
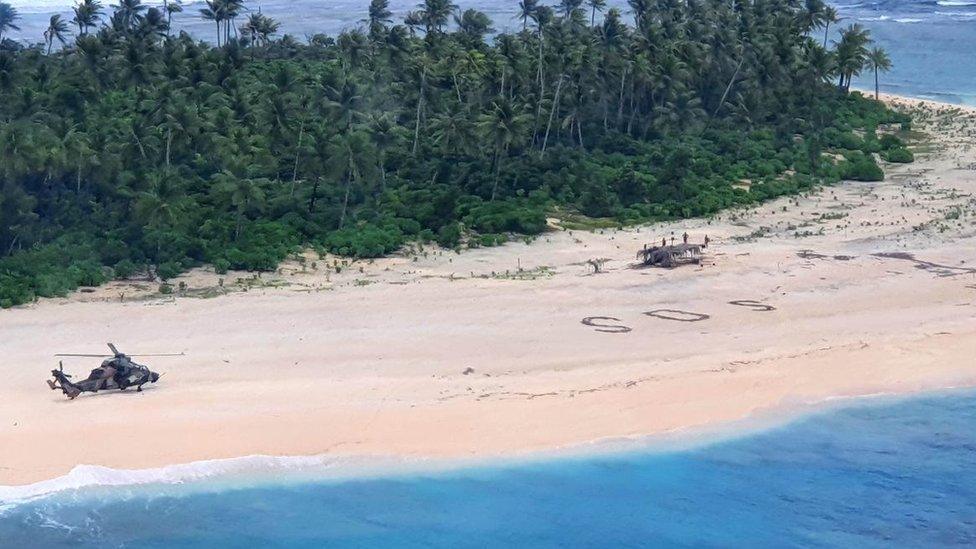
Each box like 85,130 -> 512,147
47,343 -> 181,400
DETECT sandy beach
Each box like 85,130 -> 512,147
1,95 -> 974,487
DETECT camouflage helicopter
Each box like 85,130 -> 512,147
47,343 -> 181,400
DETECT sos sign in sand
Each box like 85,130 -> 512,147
581,300 -> 775,333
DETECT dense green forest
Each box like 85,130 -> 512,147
0,0 -> 911,307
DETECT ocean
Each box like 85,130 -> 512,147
1,391 -> 975,546
3,0 -> 975,105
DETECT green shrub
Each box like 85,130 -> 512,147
214,258 -> 231,274
156,262 -> 183,281
842,152 -> 884,181
882,147 -> 914,163
879,134 -> 903,150
325,224 -> 404,258
436,223 -> 462,249
113,259 -> 138,279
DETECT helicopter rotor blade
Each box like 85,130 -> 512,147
128,353 -> 185,357
107,343 -> 120,356
54,354 -> 113,357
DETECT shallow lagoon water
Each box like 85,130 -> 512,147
2,391 -> 975,547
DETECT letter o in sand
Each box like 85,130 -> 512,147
581,316 -> 633,334
643,309 -> 710,322
728,300 -> 776,312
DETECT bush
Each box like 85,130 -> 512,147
882,147 -> 914,163
324,224 -> 404,258
436,223 -> 462,249
879,134 -> 903,150
156,261 -> 183,281
842,152 -> 884,181
113,259 -> 138,279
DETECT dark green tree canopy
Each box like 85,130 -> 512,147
0,0 -> 905,307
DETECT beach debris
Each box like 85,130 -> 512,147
462,367 -> 475,375
637,237 -> 707,268
586,258 -> 609,274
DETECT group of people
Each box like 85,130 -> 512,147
658,233 -> 710,248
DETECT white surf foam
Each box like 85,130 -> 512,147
0,453 -> 438,513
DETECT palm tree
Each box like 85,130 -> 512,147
241,12 -> 279,47
200,0 -> 225,46
0,2 -> 20,43
213,170 -> 268,240
455,9 -> 493,46
516,0 -> 537,32
822,5 -> 840,47
866,46 -> 891,100
44,15 -> 71,54
365,0 -> 393,39
72,0 -> 103,36
115,0 -> 147,29
328,130 -> 374,229
416,0 -> 457,35
559,0 -> 583,18
586,0 -> 606,26
163,0 -> 182,36
797,0 -> 827,34
834,24 -> 870,90
366,113 -> 397,193
478,97 -> 530,200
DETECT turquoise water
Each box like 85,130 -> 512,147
2,391 -> 975,547
5,1 -> 976,104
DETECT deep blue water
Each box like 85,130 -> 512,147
2,391 -> 975,547
5,0 -> 976,105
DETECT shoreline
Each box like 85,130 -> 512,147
4,385 -> 973,506
2,93 -> 975,487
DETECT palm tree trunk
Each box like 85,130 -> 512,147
714,55 -> 745,117
541,75 -> 564,154
535,31 -> 545,128
339,158 -> 355,229
165,127 -> 173,168
452,70 -> 463,104
490,148 -> 501,201
616,68 -> 627,127
308,177 -> 321,213
234,209 -> 243,240
875,68 -> 879,100
412,67 -> 426,155
291,119 -> 305,196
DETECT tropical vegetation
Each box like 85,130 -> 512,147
0,0 -> 909,307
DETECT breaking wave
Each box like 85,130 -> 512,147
0,454 -> 446,514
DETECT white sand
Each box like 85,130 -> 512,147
2,95 -> 975,486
